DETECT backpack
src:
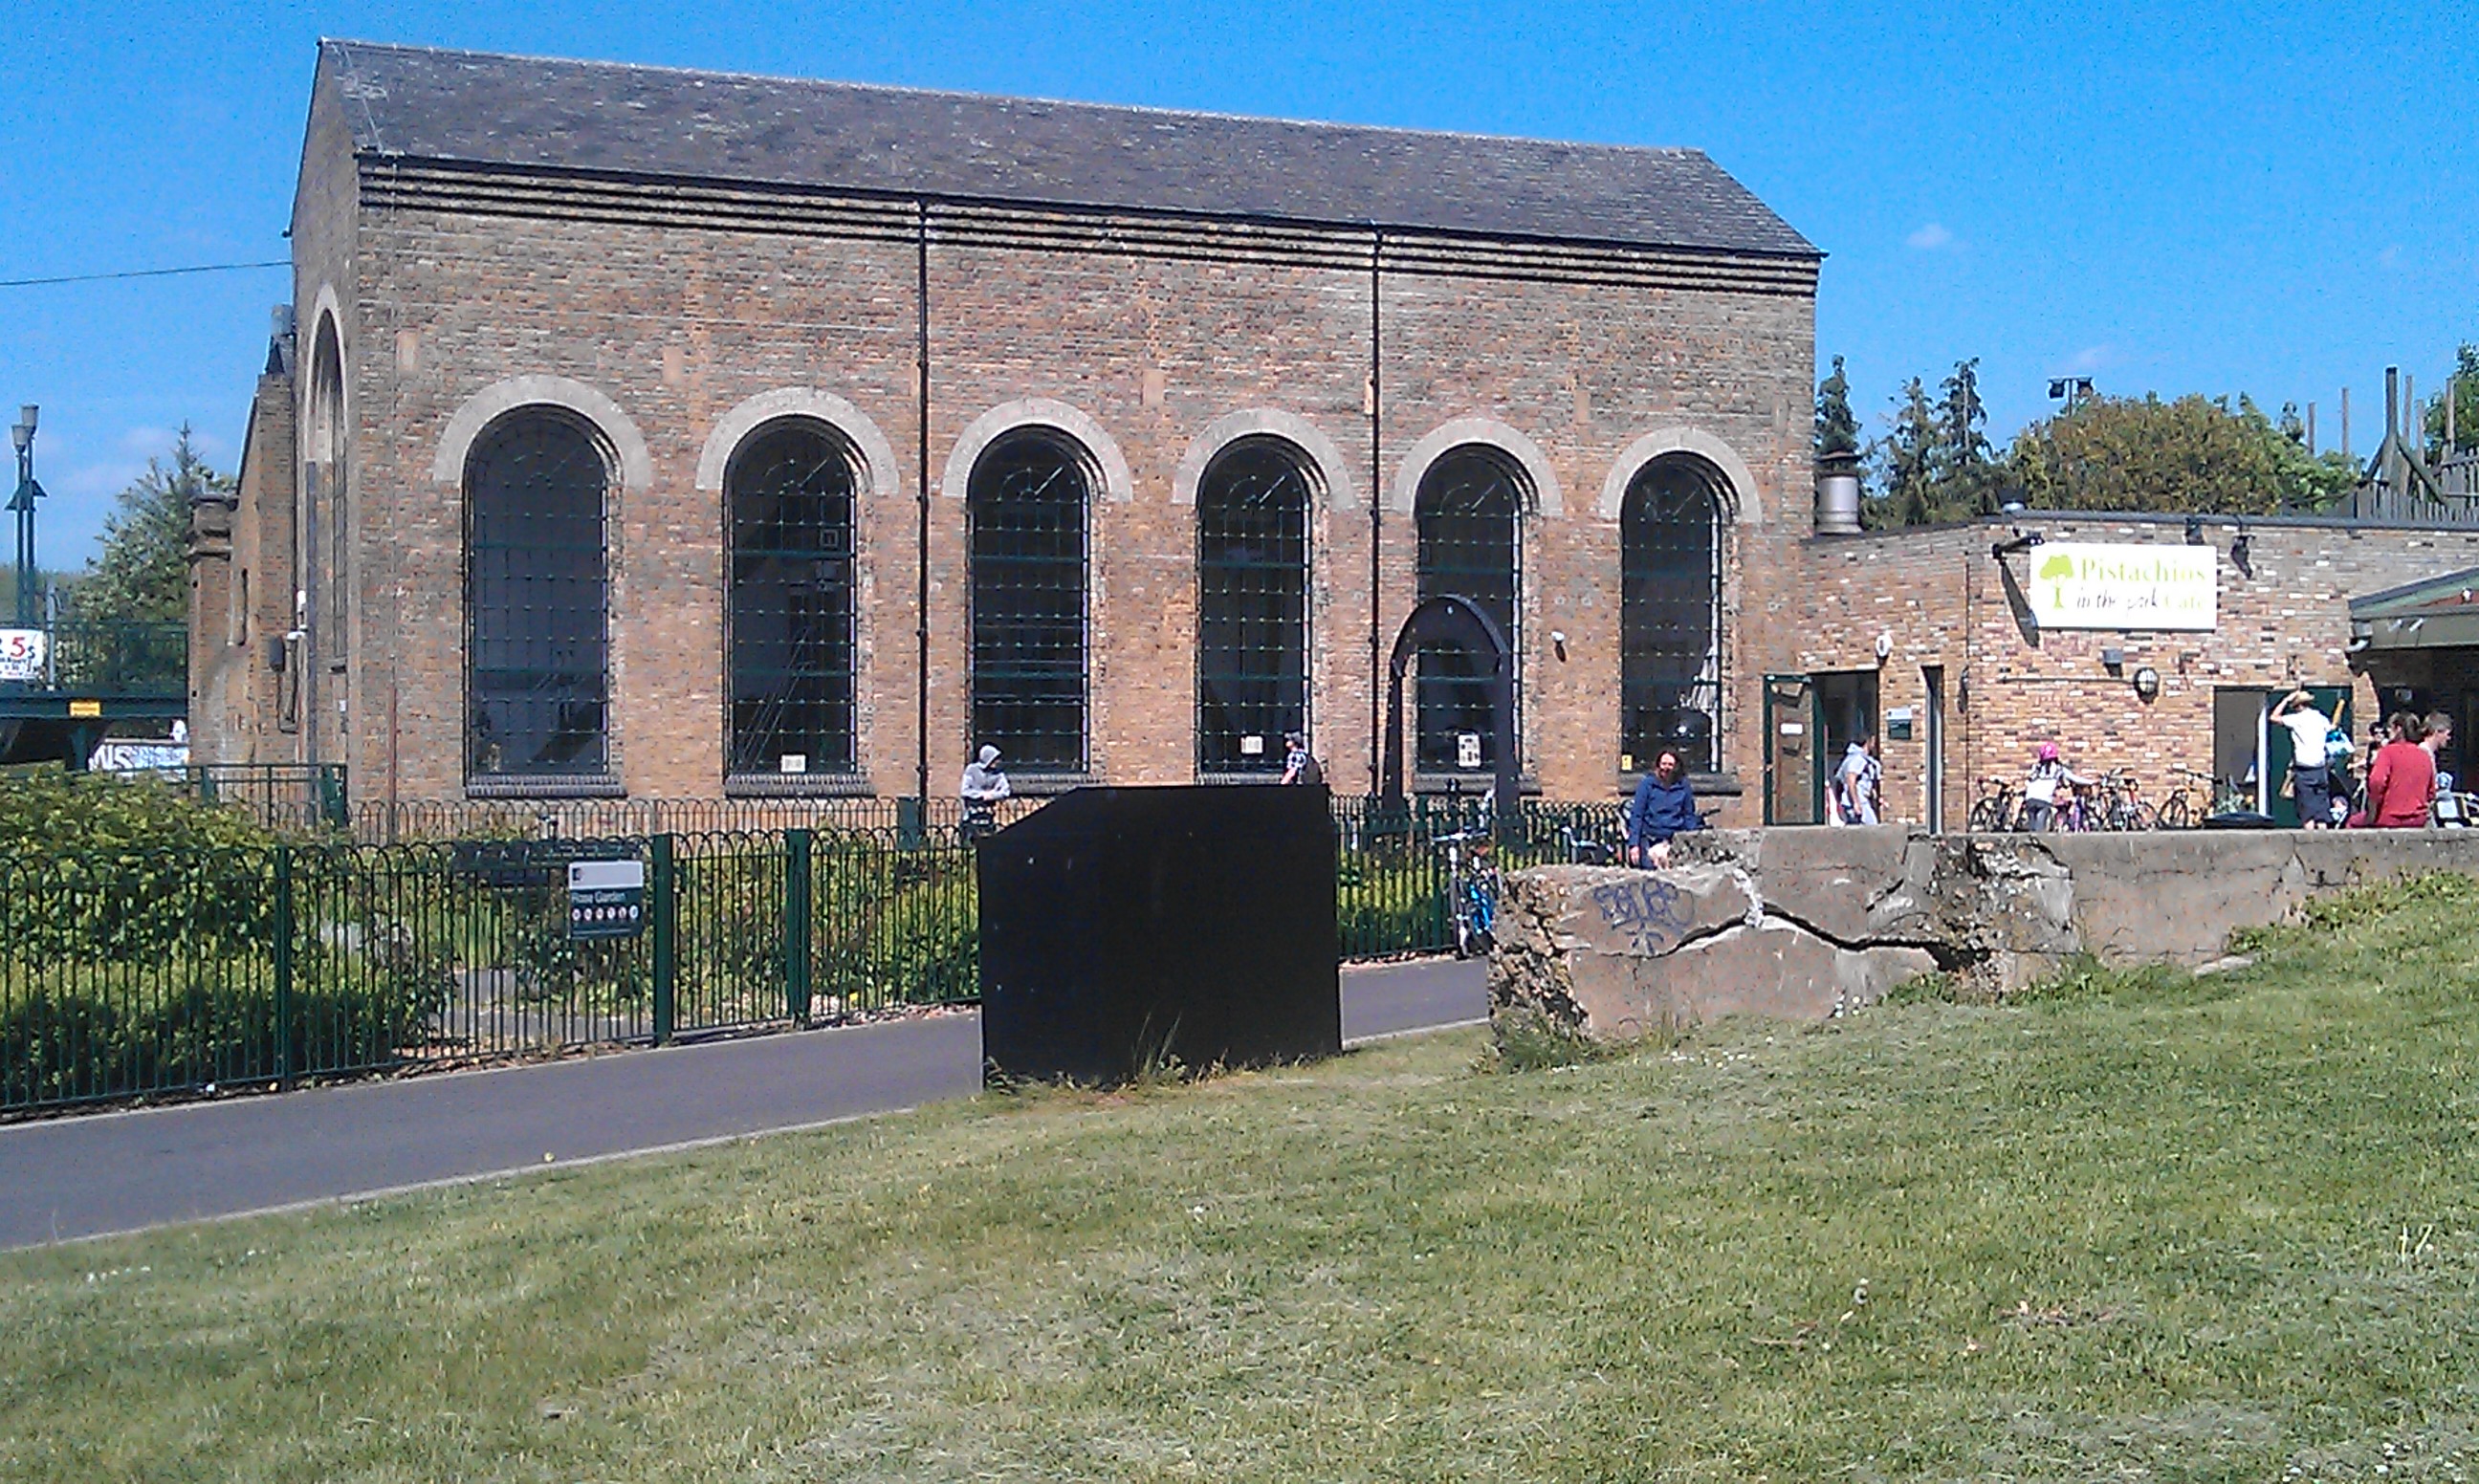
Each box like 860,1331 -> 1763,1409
1296,753 -> 1325,787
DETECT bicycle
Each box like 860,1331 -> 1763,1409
2157,767 -> 2252,829
1563,821 -> 1619,865
1436,830 -> 1502,959
2092,771 -> 2157,832
1966,776 -> 2021,833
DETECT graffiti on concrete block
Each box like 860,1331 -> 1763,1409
1589,877 -> 1693,955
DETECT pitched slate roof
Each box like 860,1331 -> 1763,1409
318,40 -> 1817,258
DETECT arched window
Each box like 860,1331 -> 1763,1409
969,428 -> 1090,772
1414,447 -> 1523,775
728,421 -> 858,779
1620,456 -> 1723,774
1196,437 -> 1312,775
465,409 -> 610,780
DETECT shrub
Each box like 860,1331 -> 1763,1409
0,771 -> 285,962
1,936 -> 454,1108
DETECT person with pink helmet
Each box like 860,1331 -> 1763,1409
2021,739 -> 2094,832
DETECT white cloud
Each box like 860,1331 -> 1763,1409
1905,222 -> 1957,251
2067,343 -> 2117,374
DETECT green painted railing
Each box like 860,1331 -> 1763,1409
0,797 -> 1628,1113
0,621 -> 186,699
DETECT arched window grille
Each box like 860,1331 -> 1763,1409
1620,457 -> 1723,774
1196,437 -> 1312,775
1414,446 -> 1523,775
465,409 -> 610,780
969,428 -> 1090,772
728,421 -> 858,779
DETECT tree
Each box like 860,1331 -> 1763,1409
2007,393 -> 2354,514
68,426 -> 230,628
1813,355 -> 1860,460
1865,362 -> 2001,527
1866,377 -> 1942,527
2424,342 -> 2478,460
1928,358 -> 2005,516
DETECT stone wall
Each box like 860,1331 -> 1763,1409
1493,825 -> 2479,1039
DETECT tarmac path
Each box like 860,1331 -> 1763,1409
0,957 -> 1484,1250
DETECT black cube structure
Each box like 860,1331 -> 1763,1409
978,785 -> 1341,1084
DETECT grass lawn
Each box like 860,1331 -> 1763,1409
8,880 -> 2479,1481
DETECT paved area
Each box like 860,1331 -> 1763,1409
0,957 -> 1484,1250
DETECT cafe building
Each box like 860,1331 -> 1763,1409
1776,510 -> 2479,829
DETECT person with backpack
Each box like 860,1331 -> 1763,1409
2021,741 -> 2094,832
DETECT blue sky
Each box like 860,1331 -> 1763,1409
2,0 -> 2470,565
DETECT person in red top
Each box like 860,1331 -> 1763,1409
2363,711 -> 2437,828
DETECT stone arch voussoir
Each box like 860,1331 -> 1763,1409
939,398 -> 1133,504
695,388 -> 900,500
1390,417 -> 1563,518
1172,408 -> 1360,510
429,375 -> 652,493
1595,426 -> 1761,526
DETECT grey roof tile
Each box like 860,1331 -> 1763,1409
320,40 -> 1817,258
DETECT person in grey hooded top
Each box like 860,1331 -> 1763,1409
960,745 -> 1010,803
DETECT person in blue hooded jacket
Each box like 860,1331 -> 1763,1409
1626,749 -> 1704,867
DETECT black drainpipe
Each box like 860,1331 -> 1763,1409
914,200 -> 932,804
1367,229 -> 1384,795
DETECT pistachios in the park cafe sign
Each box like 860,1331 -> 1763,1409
2024,542 -> 2218,631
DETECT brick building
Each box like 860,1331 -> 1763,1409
1781,513 -> 2479,830
187,40 -> 1825,822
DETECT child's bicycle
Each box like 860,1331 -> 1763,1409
1436,829 -> 1502,959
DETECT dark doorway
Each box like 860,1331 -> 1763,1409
1922,666 -> 1946,832
2263,683 -> 2352,826
1814,669 -> 1880,818
2212,687 -> 2269,815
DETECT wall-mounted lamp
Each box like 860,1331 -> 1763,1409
1991,529 -> 2047,558
1550,629 -> 1569,662
2228,530 -> 2253,578
2132,666 -> 2161,701
2183,514 -> 2205,546
1875,632 -> 1894,663
1956,669 -> 1970,712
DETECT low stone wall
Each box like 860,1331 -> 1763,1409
1492,826 -> 2479,1040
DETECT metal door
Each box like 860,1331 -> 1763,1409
1764,673 -> 1817,824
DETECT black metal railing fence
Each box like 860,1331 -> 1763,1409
2,794 -> 1627,1114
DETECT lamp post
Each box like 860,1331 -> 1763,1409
2047,378 -> 2095,414
10,404 -> 43,627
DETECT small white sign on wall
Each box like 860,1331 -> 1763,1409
2025,542 -> 2217,631
1457,732 -> 1483,770
0,628 -> 46,683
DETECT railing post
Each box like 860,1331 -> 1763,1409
273,843 -> 296,1091
650,833 -> 677,1045
784,829 -> 813,1023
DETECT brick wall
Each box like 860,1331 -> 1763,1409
188,368 -> 297,764
212,101 -> 1821,818
1788,514 -> 2479,829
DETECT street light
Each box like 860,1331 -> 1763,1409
2047,377 -> 2095,412
10,403 -> 44,627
